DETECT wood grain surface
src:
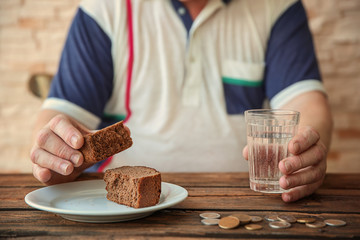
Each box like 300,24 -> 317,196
1,173 -> 359,239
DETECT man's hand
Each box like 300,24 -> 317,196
242,125 -> 328,202
278,126 -> 327,202
30,114 -> 89,185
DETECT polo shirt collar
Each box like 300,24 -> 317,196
171,0 -> 230,35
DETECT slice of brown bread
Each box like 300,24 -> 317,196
104,166 -> 161,208
80,121 -> 132,163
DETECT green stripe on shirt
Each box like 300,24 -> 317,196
103,113 -> 126,122
222,76 -> 263,87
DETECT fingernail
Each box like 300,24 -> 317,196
70,154 -> 81,166
293,142 -> 300,153
61,162 -> 69,174
284,161 -> 291,172
284,194 -> 292,202
286,178 -> 290,188
71,135 -> 78,147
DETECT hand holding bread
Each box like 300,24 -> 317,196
30,113 -> 131,185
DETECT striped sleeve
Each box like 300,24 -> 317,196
44,7 -> 114,129
264,1 -> 326,108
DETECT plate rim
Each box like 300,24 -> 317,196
24,180 -> 188,216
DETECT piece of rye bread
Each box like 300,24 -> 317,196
80,121 -> 132,163
104,166 -> 161,208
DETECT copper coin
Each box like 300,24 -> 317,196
264,214 -> 279,222
231,214 -> 252,224
201,218 -> 220,226
297,217 -> 316,223
269,221 -> 291,229
306,221 -> 326,228
250,216 -> 263,223
244,224 -> 263,230
218,216 -> 240,229
200,212 -> 221,219
324,219 -> 346,227
278,214 -> 297,223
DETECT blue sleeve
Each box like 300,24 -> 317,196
48,8 -> 113,119
264,0 -> 321,100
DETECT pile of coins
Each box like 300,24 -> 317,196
200,212 -> 263,230
199,212 -> 347,230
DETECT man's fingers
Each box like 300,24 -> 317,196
30,147 -> 74,176
32,164 -> 52,183
48,114 -> 84,149
279,162 -> 326,190
35,128 -> 83,167
281,179 -> 323,202
289,126 -> 320,155
279,142 -> 326,175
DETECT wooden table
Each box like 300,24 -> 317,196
1,173 -> 359,239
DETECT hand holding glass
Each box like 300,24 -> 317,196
245,109 -> 300,193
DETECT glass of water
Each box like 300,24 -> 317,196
245,109 -> 300,193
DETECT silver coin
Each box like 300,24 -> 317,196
200,212 -> 221,219
250,215 -> 263,223
278,214 -> 297,223
324,219 -> 346,227
269,221 -> 291,229
201,218 -> 220,226
264,214 -> 279,222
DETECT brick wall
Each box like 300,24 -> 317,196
303,0 -> 360,173
0,0 -> 359,173
0,0 -> 81,173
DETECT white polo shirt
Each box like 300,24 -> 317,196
43,0 -> 326,172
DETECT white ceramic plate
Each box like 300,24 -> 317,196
25,180 -> 188,223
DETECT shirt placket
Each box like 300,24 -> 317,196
182,0 -> 223,106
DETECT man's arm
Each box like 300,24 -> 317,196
30,6 -> 116,185
278,90 -> 333,202
282,91 -> 332,149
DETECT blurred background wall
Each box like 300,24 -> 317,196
0,0 -> 359,173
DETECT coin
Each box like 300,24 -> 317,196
324,219 -> 346,227
278,214 -> 297,223
264,214 -> 279,222
296,217 -> 316,223
244,224 -> 263,230
306,221 -> 326,228
200,212 -> 221,219
250,216 -> 263,223
231,214 -> 252,224
218,216 -> 240,229
269,221 -> 291,229
201,218 -> 220,226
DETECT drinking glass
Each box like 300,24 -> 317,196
245,109 -> 300,193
